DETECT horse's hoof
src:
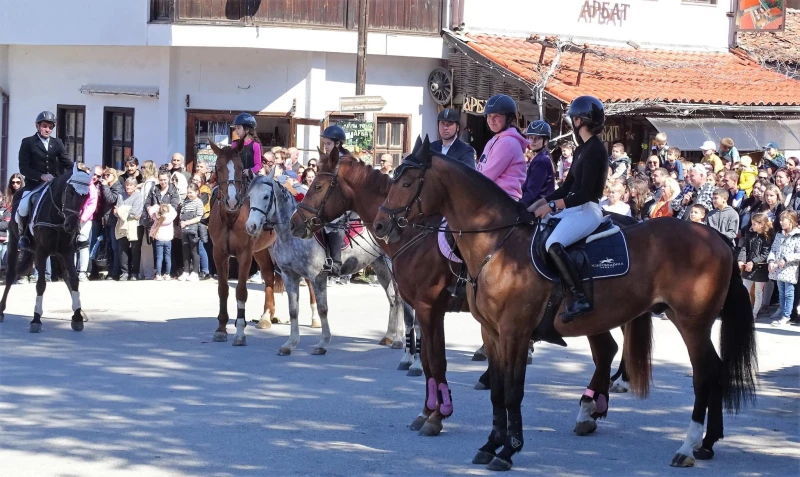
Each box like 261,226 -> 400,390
278,347 -> 292,356
670,453 -> 695,467
212,332 -> 228,342
397,361 -> 411,370
472,450 -> 495,465
418,420 -> 443,437
406,367 -> 423,377
409,415 -> 428,431
71,320 -> 84,332
474,381 -> 490,390
311,347 -> 327,355
486,456 -> 513,471
0,313 -> 5,323
693,447 -> 714,460
391,340 -> 404,350
257,319 -> 271,330
573,419 -> 597,436
471,351 -> 487,361
232,336 -> 247,347
30,323 -> 42,333
311,319 -> 322,329
271,317 -> 282,324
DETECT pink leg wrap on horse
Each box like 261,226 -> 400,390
595,393 -> 608,414
583,388 -> 595,399
426,378 -> 438,411
438,383 -> 453,416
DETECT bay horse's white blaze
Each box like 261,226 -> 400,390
71,291 -> 81,312
34,296 -> 43,316
675,420 -> 704,465
226,162 -> 237,210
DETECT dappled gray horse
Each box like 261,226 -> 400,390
245,171 -> 403,356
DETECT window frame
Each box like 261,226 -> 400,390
102,107 -> 135,170
373,114 -> 411,168
57,104 -> 86,164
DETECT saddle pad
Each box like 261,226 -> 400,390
314,220 -> 365,250
530,226 -> 630,282
27,184 -> 50,237
438,219 -> 463,264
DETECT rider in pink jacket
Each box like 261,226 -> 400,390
477,94 -> 527,200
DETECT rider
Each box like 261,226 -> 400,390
319,124 -> 349,275
530,96 -> 608,322
14,111 -> 73,250
230,112 -> 262,177
430,108 -> 476,168
520,120 -> 555,209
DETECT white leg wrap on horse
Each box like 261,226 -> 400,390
235,301 -> 246,338
34,296 -> 43,316
576,398 -> 596,423
71,291 -> 81,312
676,421 -> 704,456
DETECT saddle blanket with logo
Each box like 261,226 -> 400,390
314,220 -> 366,250
530,222 -> 630,282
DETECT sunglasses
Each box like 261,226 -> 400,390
11,180 -> 21,184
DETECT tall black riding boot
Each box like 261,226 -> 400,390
17,219 -> 31,251
547,243 -> 592,322
325,229 -> 344,276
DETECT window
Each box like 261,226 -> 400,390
57,105 -> 85,164
103,107 -> 134,170
374,116 -> 409,168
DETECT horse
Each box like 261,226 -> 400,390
0,164 -> 93,333
206,141 -> 316,346
243,167 -> 404,356
373,137 -> 757,471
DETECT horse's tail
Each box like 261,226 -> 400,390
622,313 -> 653,398
719,260 -> 758,413
273,272 -> 285,294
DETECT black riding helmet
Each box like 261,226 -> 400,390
437,108 -> 461,123
321,124 -> 346,143
36,111 -> 57,124
567,96 -> 605,133
232,112 -> 257,128
524,120 -> 551,139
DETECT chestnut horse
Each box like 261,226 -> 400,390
207,142 -> 315,346
373,137 -> 757,471
288,148 -> 627,436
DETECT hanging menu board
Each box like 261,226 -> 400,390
337,120 -> 374,165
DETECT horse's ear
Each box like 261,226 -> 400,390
411,136 -> 423,156
267,165 -> 276,181
234,138 -> 245,154
208,141 -> 222,156
421,135 -> 431,165
329,147 -> 341,168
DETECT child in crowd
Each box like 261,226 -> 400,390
739,212 -> 773,320
179,184 -> 204,281
150,203 -> 177,281
768,210 -> 800,326
737,156 -> 757,197
706,188 -> 739,246
688,204 -> 707,224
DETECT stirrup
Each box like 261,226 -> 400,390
559,298 -> 592,323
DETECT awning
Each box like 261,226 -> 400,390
647,118 -> 800,152
79,84 -> 159,98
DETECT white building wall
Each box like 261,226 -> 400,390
0,44 -> 8,92
463,0 -> 733,50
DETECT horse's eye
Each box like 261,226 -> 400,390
402,182 -> 411,188
314,185 -> 322,190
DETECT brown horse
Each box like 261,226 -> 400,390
207,142 -> 315,346
288,148 -> 624,437
373,137 -> 757,471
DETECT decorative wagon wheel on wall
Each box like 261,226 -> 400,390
427,67 -> 453,106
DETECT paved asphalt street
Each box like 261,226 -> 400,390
0,279 -> 798,477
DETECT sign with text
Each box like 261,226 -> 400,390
735,0 -> 785,32
577,1 -> 630,27
462,96 -> 487,114
339,96 -> 387,113
337,120 -> 375,164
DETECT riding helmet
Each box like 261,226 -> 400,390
232,112 -> 257,128
524,120 -> 551,139
483,94 -> 518,116
437,108 -> 461,123
321,124 -> 347,143
566,96 -> 605,130
35,111 -> 57,124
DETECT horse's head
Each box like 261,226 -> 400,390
59,164 -> 93,234
290,147 -> 351,239
209,141 -> 245,212
374,135 -> 439,243
245,167 -> 278,237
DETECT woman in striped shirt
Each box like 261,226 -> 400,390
178,184 -> 204,281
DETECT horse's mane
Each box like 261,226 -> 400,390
336,154 -> 391,196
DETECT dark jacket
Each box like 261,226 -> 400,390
99,181 -> 123,223
120,170 -> 143,184
430,138 -> 476,169
546,135 -> 608,208
0,205 -> 9,242
520,149 -> 555,208
143,183 -> 181,226
738,230 -> 772,282
18,134 -> 72,190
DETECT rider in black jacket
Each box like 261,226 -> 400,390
430,108 -> 476,169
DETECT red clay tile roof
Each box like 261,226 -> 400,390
454,32 -> 800,107
738,8 -> 800,64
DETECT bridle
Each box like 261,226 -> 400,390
216,158 -> 246,212
377,159 -> 427,230
36,175 -> 88,232
248,178 -> 278,230
296,160 -> 343,232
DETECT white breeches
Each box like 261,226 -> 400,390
545,201 -> 603,251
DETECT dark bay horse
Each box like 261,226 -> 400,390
207,142 -> 315,346
373,137 -> 757,471
0,165 -> 93,332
